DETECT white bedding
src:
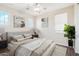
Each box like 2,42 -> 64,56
15,39 -> 56,56
15,38 -> 46,56
8,39 -> 37,56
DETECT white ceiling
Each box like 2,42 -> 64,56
3,3 -> 74,16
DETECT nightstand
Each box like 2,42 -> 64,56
0,40 -> 8,48
0,48 -> 10,56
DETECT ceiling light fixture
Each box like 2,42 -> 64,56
34,7 -> 40,11
26,3 -> 47,15
33,3 -> 41,13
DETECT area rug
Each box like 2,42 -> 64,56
52,45 -> 67,56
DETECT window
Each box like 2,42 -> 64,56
26,18 -> 34,28
0,11 -> 9,25
55,13 -> 68,33
36,18 -> 42,29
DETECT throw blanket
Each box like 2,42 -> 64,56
15,39 -> 56,56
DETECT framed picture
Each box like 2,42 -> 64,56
41,17 -> 48,28
13,16 -> 25,28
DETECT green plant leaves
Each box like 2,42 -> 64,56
64,24 -> 75,40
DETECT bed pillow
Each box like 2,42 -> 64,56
12,35 -> 24,42
14,38 -> 27,42
23,34 -> 32,39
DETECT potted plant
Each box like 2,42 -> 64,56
64,24 -> 75,47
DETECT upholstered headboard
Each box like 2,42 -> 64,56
7,30 -> 34,42
7,31 -> 33,36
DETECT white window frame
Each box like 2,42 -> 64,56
0,11 -> 9,26
26,18 -> 34,28
55,13 -> 68,33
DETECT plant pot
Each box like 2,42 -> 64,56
68,40 -> 73,47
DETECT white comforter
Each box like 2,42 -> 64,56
15,39 -> 56,56
8,39 -> 37,56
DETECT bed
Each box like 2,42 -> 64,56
8,38 -> 56,56
1,31 -> 67,56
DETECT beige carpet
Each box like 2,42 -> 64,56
52,45 -> 67,56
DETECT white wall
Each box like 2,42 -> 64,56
0,4 -> 75,47
75,4 -> 79,54
0,4 -> 34,32
36,5 -> 74,46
